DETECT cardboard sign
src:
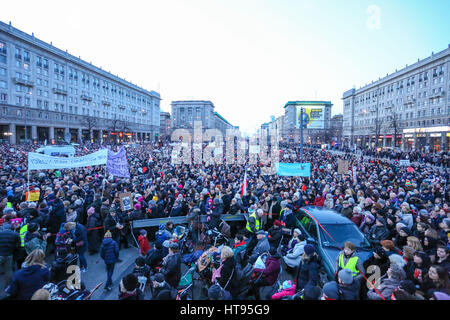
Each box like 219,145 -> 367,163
337,160 -> 349,175
119,192 -> 133,211
26,191 -> 40,202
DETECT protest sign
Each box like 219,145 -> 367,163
120,192 -> 133,211
338,160 -> 349,175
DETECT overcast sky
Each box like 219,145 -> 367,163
2,0 -> 449,134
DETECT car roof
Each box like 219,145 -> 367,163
301,206 -> 353,225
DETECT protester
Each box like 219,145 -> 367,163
100,231 -> 119,291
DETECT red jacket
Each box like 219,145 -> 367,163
313,197 -> 325,207
138,235 -> 150,256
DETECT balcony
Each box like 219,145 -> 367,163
131,107 -> 138,112
12,77 -> 34,87
52,88 -> 67,95
81,94 -> 92,101
102,100 -> 111,106
118,105 -> 126,110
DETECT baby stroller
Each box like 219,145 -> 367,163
42,280 -> 103,300
200,226 -> 228,247
50,250 -> 79,284
176,265 -> 196,300
173,225 -> 190,254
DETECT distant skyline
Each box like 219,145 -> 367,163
2,0 -> 449,135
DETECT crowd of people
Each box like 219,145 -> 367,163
0,140 -> 449,300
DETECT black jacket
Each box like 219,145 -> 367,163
296,254 -> 319,291
218,257 -> 239,298
0,229 -> 21,256
267,226 -> 283,248
161,253 -> 181,288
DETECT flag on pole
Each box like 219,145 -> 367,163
241,169 -> 248,198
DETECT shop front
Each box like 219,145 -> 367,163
430,133 -> 442,152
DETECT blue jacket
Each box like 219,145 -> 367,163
6,265 -> 50,300
100,238 -> 119,264
73,223 -> 88,253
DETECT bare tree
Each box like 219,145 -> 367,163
388,112 -> 403,148
81,116 -> 97,141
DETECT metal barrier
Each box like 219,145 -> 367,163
132,213 -> 248,229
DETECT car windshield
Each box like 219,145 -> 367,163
320,224 -> 371,249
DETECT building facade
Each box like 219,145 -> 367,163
330,114 -> 343,146
159,111 -> 171,140
342,45 -> 450,152
0,21 -> 161,144
214,111 -> 234,136
282,101 -> 333,144
171,100 -> 233,136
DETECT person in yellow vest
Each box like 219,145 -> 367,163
245,209 -> 264,256
335,241 -> 365,282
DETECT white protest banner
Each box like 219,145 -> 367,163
28,149 -> 108,170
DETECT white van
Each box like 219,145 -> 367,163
35,145 -> 76,157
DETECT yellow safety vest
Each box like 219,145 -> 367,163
6,202 -> 12,209
19,224 -> 28,247
246,212 -> 260,233
338,253 -> 359,277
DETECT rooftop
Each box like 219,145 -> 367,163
284,101 -> 333,108
214,111 -> 232,126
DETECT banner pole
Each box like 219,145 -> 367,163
101,165 -> 107,200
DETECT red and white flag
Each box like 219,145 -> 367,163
241,170 -> 248,198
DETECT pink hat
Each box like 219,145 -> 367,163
138,196 -> 144,203
135,203 -> 142,210
178,184 -> 183,189
87,207 -> 95,215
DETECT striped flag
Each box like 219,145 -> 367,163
241,170 -> 248,198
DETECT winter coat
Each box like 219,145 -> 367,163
6,265 -> 50,300
323,281 -> 360,300
73,223 -> 88,253
367,277 -> 402,300
48,200 -> 66,234
250,237 -> 271,263
161,253 -> 181,288
296,254 -> 319,290
138,235 -> 150,256
367,224 -> 390,245
272,282 -> 296,300
267,226 -> 283,248
100,238 -> 119,265
217,256 -> 239,298
0,229 -> 21,256
24,234 -> 47,255
283,240 -> 306,268
145,247 -> 165,269
253,255 -> 281,286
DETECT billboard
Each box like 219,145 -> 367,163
296,105 -> 325,129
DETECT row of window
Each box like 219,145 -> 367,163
1,40 -> 159,108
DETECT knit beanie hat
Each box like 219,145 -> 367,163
104,231 -> 112,238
